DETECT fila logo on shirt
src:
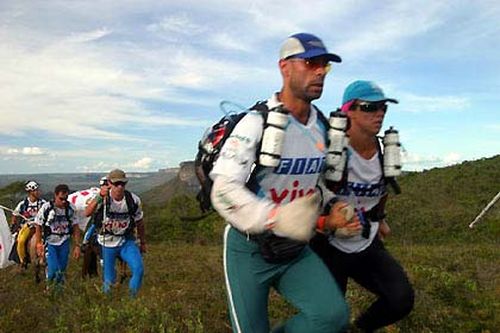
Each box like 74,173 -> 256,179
274,157 -> 325,175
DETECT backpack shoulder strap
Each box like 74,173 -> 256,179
315,108 -> 329,131
124,190 -> 139,237
20,197 -> 29,213
249,100 -> 269,113
124,190 -> 138,216
43,201 -> 54,223
244,101 -> 271,192
65,202 -> 74,234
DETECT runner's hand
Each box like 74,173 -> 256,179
270,193 -> 320,242
378,220 -> 391,241
73,246 -> 81,259
329,202 -> 362,238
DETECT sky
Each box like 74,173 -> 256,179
1,0 -> 499,174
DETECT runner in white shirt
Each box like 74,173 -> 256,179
34,184 -> 81,289
211,33 -> 357,333
84,169 -> 145,297
11,180 -> 46,269
310,80 -> 414,333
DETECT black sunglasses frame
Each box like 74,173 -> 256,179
353,102 -> 388,113
110,181 -> 128,187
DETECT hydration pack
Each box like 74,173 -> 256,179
42,201 -> 74,239
194,101 -> 330,213
92,190 -> 138,237
325,137 -> 401,195
17,198 -> 44,225
194,101 -> 269,213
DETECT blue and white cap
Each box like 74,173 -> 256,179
342,80 -> 398,105
279,33 -> 341,62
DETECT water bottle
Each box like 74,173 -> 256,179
325,110 -> 348,182
383,126 -> 402,177
259,105 -> 289,167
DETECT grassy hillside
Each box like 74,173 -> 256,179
387,155 -> 500,244
0,243 -> 497,332
0,156 -> 499,332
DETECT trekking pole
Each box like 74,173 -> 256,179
0,204 -> 29,221
469,191 -> 500,228
102,195 -> 106,276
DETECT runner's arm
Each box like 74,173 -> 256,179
210,112 -> 274,234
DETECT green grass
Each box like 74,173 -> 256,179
0,241 -> 498,332
1,156 -> 499,332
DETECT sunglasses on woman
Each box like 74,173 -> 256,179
354,102 -> 388,113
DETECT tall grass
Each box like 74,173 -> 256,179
1,156 -> 499,332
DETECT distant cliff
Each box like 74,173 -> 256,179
141,161 -> 200,206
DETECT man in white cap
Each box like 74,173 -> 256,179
311,80 -> 414,333
11,180 -> 46,269
85,169 -> 146,296
210,33 -> 357,333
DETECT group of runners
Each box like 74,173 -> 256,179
210,33 -> 414,333
6,31 -> 415,333
9,169 -> 146,296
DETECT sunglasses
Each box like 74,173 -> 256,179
57,195 -> 68,201
354,102 -> 388,113
288,57 -> 332,73
111,181 -> 127,187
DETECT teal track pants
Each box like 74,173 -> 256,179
223,225 -> 349,333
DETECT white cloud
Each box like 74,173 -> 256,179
402,151 -> 463,171
210,33 -> 252,52
334,3 -> 440,53
0,0 -> 497,174
0,31 -> 210,142
147,14 -> 205,36
130,157 -> 153,170
66,28 -> 112,43
443,152 -> 462,165
5,147 -> 45,156
397,93 -> 470,113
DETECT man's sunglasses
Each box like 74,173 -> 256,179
287,57 -> 332,73
110,181 -> 127,187
353,102 -> 388,113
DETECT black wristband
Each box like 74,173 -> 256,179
323,197 -> 340,215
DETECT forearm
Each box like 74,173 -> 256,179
136,220 -> 145,243
316,175 -> 339,214
72,227 -> 81,246
84,196 -> 101,217
211,175 -> 274,234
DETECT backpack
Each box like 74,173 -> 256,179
42,201 -> 74,239
194,101 -> 330,213
92,190 -> 138,237
17,197 -> 44,224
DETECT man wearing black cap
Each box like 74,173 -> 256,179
210,33 -> 354,333
311,81 -> 414,332
85,169 -> 145,296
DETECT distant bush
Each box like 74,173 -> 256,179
0,181 -> 25,219
145,194 -> 225,245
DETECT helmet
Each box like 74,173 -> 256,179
25,180 -> 39,192
99,176 -> 108,186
